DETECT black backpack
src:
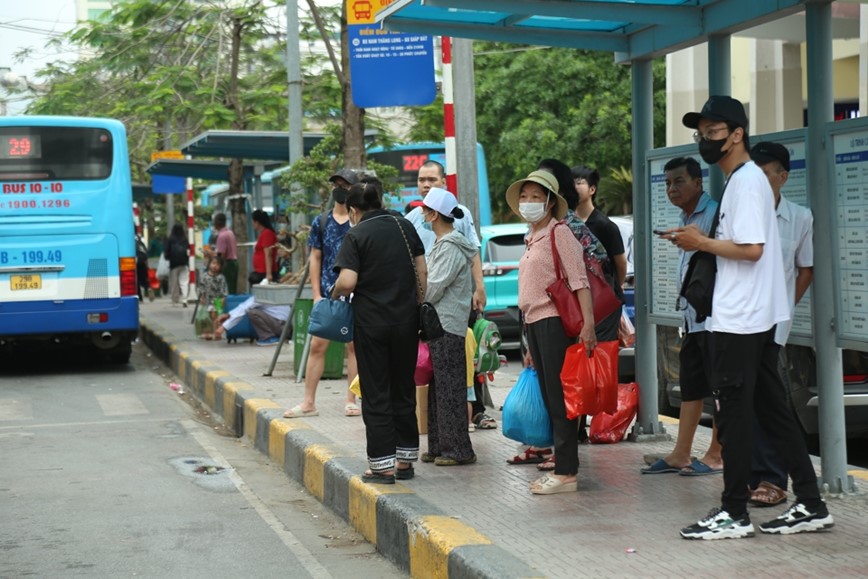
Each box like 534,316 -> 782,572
169,239 -> 187,266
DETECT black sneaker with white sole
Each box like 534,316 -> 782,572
759,502 -> 834,535
681,508 -> 755,540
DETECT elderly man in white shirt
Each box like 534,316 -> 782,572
747,141 -> 814,508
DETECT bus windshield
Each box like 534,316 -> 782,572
0,126 -> 114,181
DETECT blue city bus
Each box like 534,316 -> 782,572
0,116 -> 139,363
367,141 -> 492,226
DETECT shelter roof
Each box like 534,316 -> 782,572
145,159 -> 283,181
377,0 -> 811,62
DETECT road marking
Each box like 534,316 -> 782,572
96,393 -> 150,416
0,398 -> 33,421
0,418 -> 166,431
182,420 -> 333,579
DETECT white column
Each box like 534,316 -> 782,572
750,39 -> 803,134
666,45 -> 709,146
861,4 -> 868,116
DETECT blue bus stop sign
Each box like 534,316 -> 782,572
347,2 -> 435,108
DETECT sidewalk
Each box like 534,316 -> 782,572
139,297 -> 868,578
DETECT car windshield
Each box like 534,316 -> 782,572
487,234 -> 526,263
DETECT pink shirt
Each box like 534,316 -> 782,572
215,227 -> 238,260
519,219 -> 589,325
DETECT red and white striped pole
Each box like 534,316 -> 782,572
132,202 -> 142,236
441,36 -> 458,198
186,177 -> 196,293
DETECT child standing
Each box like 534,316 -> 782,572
198,256 -> 228,339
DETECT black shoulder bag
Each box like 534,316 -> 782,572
392,217 -> 445,342
679,163 -> 744,323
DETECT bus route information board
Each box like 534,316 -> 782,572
832,126 -> 868,343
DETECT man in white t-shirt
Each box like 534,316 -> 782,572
747,141 -> 815,507
670,96 -> 832,540
405,160 -> 486,311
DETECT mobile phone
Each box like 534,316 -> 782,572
653,229 -> 668,236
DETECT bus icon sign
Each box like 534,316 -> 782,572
353,1 -> 371,20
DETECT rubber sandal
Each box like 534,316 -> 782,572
641,459 -> 682,474
421,453 -> 438,463
361,471 -> 395,485
344,403 -> 361,417
507,447 -> 552,465
537,457 -> 556,472
434,455 -> 477,466
283,404 -> 319,419
472,413 -> 497,430
395,466 -> 415,480
749,481 -> 787,507
679,458 -> 723,476
530,474 -> 577,495
468,423 -> 476,432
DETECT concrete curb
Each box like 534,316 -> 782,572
141,320 -> 543,579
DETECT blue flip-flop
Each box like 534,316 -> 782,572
679,458 -> 723,476
641,458 -> 682,474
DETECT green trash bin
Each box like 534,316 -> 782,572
293,298 -> 345,379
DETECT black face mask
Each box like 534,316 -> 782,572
698,137 -> 728,165
332,187 -> 348,204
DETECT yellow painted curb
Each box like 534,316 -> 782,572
409,515 -> 492,579
348,476 -> 413,545
659,415 -> 679,425
849,469 -> 868,482
268,419 -> 310,467
303,443 -> 352,501
176,350 -> 192,382
203,370 -> 230,409
243,398 -> 281,441
221,381 -> 254,433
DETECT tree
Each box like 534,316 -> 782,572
409,43 -> 666,221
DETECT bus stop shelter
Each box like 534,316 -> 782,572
378,0 -> 860,494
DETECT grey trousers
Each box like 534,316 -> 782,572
247,308 -> 285,340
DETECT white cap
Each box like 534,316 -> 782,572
422,187 -> 457,217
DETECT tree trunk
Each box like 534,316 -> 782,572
227,15 -> 249,289
340,4 -> 365,171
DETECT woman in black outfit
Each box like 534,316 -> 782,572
332,183 -> 427,484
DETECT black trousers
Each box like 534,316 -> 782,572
353,322 -> 420,473
527,317 -> 578,475
710,329 -> 820,517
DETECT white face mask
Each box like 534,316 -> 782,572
519,202 -> 548,223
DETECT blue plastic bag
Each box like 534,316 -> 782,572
502,367 -> 554,447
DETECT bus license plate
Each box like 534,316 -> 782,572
10,274 -> 42,291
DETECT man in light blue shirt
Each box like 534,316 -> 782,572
405,160 -> 486,311
642,157 -> 723,476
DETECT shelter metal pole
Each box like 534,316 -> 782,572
265,260 -> 309,377
631,58 -> 666,439
452,38 -> 481,225
806,1 -> 853,494
707,34 -> 730,199
287,0 -> 306,273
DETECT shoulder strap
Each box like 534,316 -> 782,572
318,210 -> 329,245
709,162 -> 746,237
549,223 -> 567,284
392,216 -> 424,304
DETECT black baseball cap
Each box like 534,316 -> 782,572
328,169 -> 359,185
682,95 -> 748,130
750,142 -> 790,172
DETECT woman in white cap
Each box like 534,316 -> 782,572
506,170 -> 597,495
419,187 -> 479,467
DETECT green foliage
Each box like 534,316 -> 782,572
26,0 -> 290,183
408,94 -> 445,142
598,166 -> 633,216
472,44 -> 666,221
276,125 -> 400,219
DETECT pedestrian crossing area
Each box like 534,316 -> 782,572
0,393 -> 155,422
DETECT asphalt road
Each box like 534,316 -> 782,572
0,340 -> 405,579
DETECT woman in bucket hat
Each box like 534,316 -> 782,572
506,170 -> 596,495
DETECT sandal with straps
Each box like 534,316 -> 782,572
507,447 -> 552,465
749,481 -> 787,507
472,413 -> 497,430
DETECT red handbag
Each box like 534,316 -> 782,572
545,224 -> 622,337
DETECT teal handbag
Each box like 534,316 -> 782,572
308,298 -> 353,343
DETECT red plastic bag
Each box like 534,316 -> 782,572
560,340 -> 619,419
414,341 -> 433,386
590,382 -> 640,444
